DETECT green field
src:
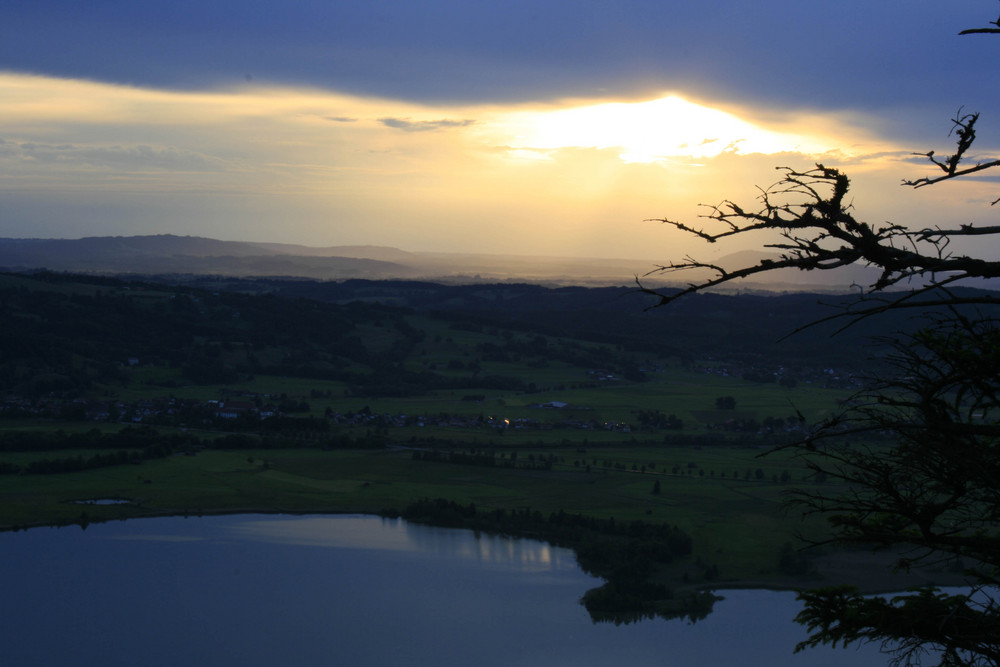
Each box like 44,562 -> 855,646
0,436 -> 841,589
0,273 -> 881,596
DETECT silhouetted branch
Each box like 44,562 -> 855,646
641,12 -> 1000,664
903,111 -> 1000,204
959,11 -> 1000,35
640,161 -> 1000,325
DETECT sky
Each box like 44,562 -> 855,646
1,1 -> 999,260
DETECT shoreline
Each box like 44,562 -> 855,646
6,503 -> 974,598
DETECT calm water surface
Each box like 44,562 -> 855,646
0,514 -> 890,666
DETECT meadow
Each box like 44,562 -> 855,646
0,362 -> 848,591
0,272 -> 886,595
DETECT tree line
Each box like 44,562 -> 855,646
388,497 -> 710,623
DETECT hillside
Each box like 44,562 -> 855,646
0,271 -> 913,401
0,234 -> 889,289
0,270 -> 980,604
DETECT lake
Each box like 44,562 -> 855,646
0,514 -> 890,666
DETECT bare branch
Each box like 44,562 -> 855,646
904,158 -> 1000,190
903,112 -> 1000,203
917,224 -> 1000,238
641,161 -> 1000,325
642,14 -> 1000,663
959,12 -> 1000,35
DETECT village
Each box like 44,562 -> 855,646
0,392 -> 636,434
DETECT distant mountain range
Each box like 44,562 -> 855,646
0,234 -> 890,290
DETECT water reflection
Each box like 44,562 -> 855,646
403,522 -> 576,572
229,515 -> 416,551
71,497 -> 132,505
111,533 -> 207,543
228,515 -> 577,573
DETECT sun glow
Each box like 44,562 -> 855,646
487,95 -> 842,163
0,72 -> 931,257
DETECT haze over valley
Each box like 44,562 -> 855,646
0,234 -> 888,291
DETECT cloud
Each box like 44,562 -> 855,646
0,138 -> 223,172
378,117 -> 476,132
2,71 -> 995,260
2,0 -> 995,129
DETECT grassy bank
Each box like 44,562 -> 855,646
0,442 -> 833,586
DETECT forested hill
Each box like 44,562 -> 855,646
0,234 -> 891,289
158,274 -> 986,363
3,271 -> 988,400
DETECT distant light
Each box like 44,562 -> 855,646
487,95 -> 837,163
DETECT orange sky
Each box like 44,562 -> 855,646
0,72 -> 997,260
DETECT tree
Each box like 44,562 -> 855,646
639,10 -> 1000,667
715,395 -> 736,410
787,314 -> 1000,666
